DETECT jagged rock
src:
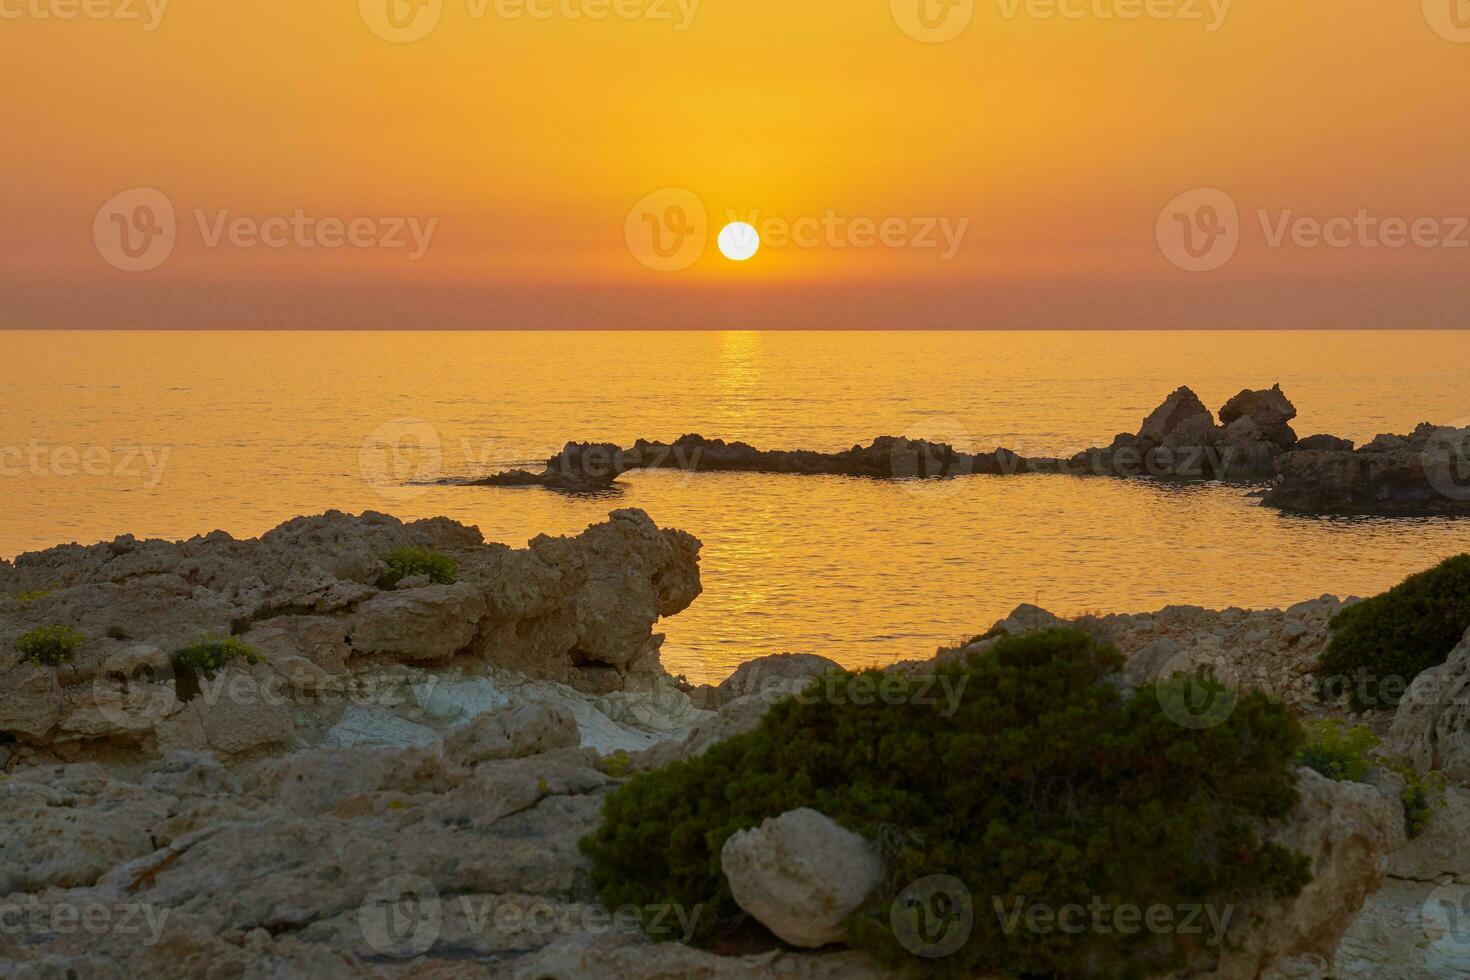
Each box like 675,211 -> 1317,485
1201,769 -> 1397,979
721,808 -> 884,949
443,702 -> 581,765
1220,383 -> 1298,430
1139,386 -> 1214,444
0,662 -> 63,740
0,509 -> 703,756
1264,423 -> 1470,516
1388,627 -> 1470,782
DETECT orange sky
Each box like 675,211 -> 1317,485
2,0 -> 1468,328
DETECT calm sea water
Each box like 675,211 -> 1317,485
5,331 -> 1469,682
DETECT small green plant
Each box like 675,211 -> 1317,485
600,750 -> 633,778
1314,554 -> 1470,712
582,630 -> 1310,978
378,547 -> 459,589
16,588 -> 54,605
1296,719 -> 1379,782
174,638 -> 262,675
1392,763 -> 1448,839
16,626 -> 84,666
1295,720 -> 1447,839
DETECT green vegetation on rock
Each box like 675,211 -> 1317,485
1314,554 -> 1470,712
174,638 -> 262,675
378,547 -> 459,589
16,626 -> 84,666
1296,719 -> 1446,839
581,629 -> 1311,978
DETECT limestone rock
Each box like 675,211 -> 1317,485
443,702 -> 581,765
721,808 -> 883,949
1388,627 -> 1470,782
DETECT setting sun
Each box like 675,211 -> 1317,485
717,221 -> 761,262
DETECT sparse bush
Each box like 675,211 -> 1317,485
581,630 -> 1310,978
174,638 -> 262,675
1296,719 -> 1378,782
1296,720 -> 1447,839
17,588 -> 54,605
378,547 -> 459,589
1315,554 -> 1470,712
16,626 -> 84,666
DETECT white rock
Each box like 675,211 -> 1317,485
721,808 -> 883,949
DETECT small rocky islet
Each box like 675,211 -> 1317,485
472,383 -> 1470,517
1,508 -> 1467,977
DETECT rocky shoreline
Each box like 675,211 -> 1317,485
469,384 -> 1470,517
2,511 -> 1467,977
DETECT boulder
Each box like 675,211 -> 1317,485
1387,627 -> 1470,782
1264,423 -> 1470,516
721,808 -> 883,949
707,653 -> 842,709
0,662 -> 64,740
1220,384 -> 1298,430
1296,434 -> 1354,453
1138,386 -> 1214,444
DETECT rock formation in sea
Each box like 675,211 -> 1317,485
1263,422 -> 1470,516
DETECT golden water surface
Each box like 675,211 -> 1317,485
4,331 -> 1469,681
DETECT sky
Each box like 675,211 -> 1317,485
2,0 -> 1468,328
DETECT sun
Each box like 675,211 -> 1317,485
717,222 -> 760,261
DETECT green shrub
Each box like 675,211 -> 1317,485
378,547 -> 458,589
1296,721 -> 1447,839
17,588 -> 54,605
1315,554 -> 1470,712
174,638 -> 262,675
581,630 -> 1310,978
1397,766 -> 1448,839
16,626 -> 84,666
1296,719 -> 1379,782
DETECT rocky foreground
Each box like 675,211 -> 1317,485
471,384 -> 1470,517
1,512 -> 1468,978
